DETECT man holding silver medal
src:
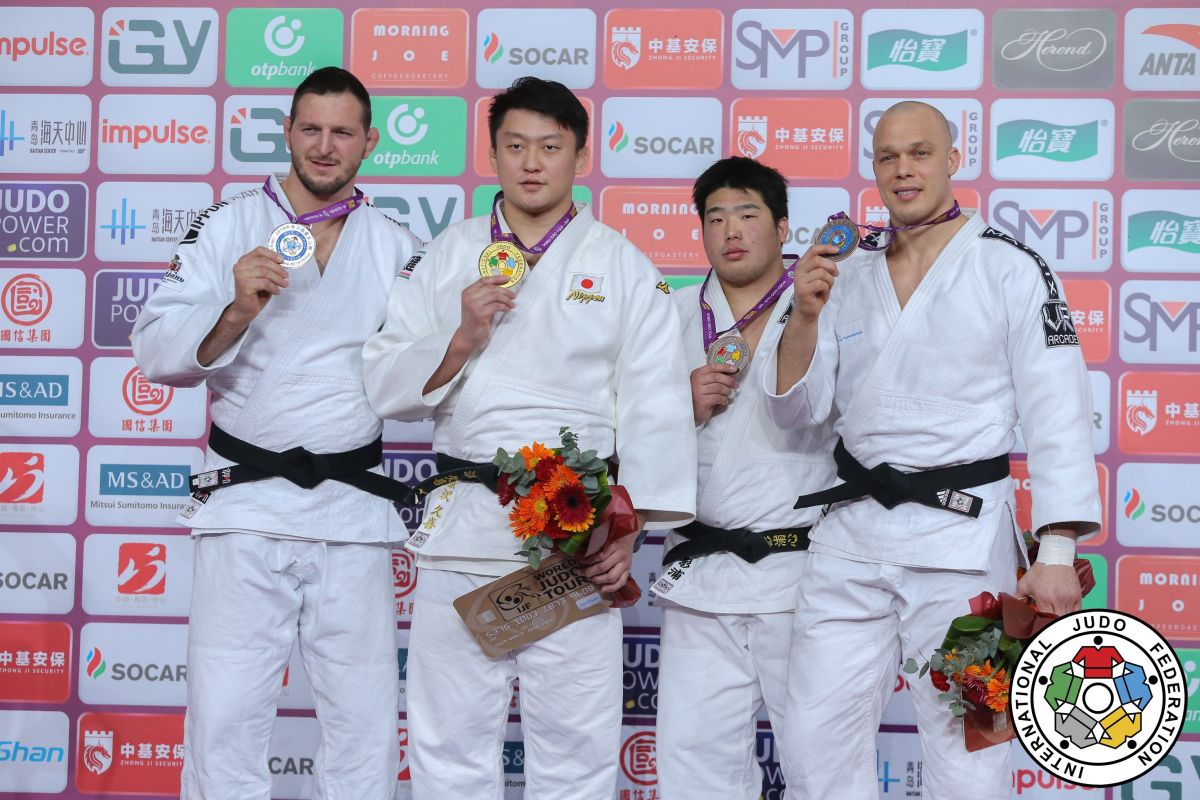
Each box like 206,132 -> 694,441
132,67 -> 421,799
764,101 -> 1101,799
652,157 -> 838,799
362,77 -> 696,799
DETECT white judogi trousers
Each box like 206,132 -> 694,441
406,567 -> 623,800
181,532 -> 399,800
782,528 -> 1019,800
656,605 -> 794,800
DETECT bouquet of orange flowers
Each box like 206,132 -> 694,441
904,534 -> 1096,750
905,593 -> 1022,718
492,427 -> 613,569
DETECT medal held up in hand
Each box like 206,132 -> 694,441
699,264 -> 793,375
268,223 -> 316,270
481,191 -> 578,289
814,217 -> 861,262
260,176 -> 366,271
478,242 -> 527,288
818,202 -> 964,257
707,333 -> 752,371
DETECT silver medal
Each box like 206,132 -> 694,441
268,222 -> 315,270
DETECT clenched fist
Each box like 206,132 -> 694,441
230,246 -> 289,323
456,275 -> 516,353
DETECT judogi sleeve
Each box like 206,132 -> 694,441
614,258 -> 697,528
362,235 -> 462,421
131,204 -> 245,388
1004,257 -> 1102,541
761,297 -> 839,430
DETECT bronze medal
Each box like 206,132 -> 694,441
815,217 -> 861,262
707,334 -> 751,372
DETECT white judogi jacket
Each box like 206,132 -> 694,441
652,277 -> 837,614
362,203 -> 697,575
763,211 -> 1101,571
131,175 -> 422,543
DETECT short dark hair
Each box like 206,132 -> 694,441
692,157 -> 788,225
488,76 -> 588,151
291,67 -> 372,130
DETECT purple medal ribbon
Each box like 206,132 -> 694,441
490,191 -> 577,254
831,201 -> 962,251
261,177 -> 365,225
700,255 -> 798,351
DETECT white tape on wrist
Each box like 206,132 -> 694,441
1036,533 -> 1076,566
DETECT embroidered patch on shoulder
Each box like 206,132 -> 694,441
655,280 -> 671,295
398,250 -> 423,281
1041,299 -> 1079,347
161,254 -> 186,287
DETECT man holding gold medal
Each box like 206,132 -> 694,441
363,77 -> 696,798
765,101 -> 1100,800
132,67 -> 421,798
652,157 -> 838,799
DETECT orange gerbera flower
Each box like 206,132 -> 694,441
520,442 -> 556,470
985,669 -> 1010,713
509,486 -> 550,539
550,482 -> 595,532
964,660 -> 993,679
544,463 -> 582,496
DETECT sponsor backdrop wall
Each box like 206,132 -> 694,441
0,1 -> 1197,797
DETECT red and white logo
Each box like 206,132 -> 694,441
620,730 -> 657,786
1126,389 -> 1158,436
610,26 -> 641,70
81,729 -> 113,775
121,366 -> 173,416
0,452 -> 45,504
75,712 -> 184,794
397,725 -> 411,781
2,274 -> 53,326
571,274 -> 604,293
116,542 -> 167,595
97,94 -> 216,175
393,549 -> 416,601
0,621 -> 72,703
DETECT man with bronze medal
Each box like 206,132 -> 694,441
132,68 -> 422,799
651,157 -> 838,799
766,101 -> 1101,800
362,78 -> 696,799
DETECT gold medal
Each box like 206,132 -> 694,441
707,334 -> 752,372
478,242 -> 527,288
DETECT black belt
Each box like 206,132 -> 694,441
663,520 -> 811,566
402,453 -> 502,504
190,425 -> 409,503
793,438 -> 1010,519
